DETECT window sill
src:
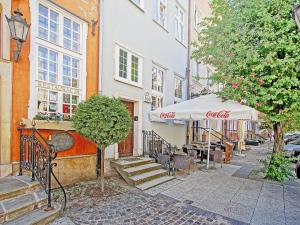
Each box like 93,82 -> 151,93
175,38 -> 187,48
21,118 -> 75,131
114,77 -> 143,89
129,0 -> 145,12
153,19 -> 169,33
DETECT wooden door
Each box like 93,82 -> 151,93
118,101 -> 134,157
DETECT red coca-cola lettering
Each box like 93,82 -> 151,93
160,112 -> 176,119
205,110 -> 230,119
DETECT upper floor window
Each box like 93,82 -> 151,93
152,64 -> 165,110
38,46 -> 58,83
153,0 -> 167,28
38,3 -> 81,53
175,5 -> 184,43
115,45 -> 143,86
34,2 -> 86,119
174,76 -> 183,102
38,4 -> 59,44
63,17 -> 80,52
131,0 -> 144,9
194,7 -> 202,31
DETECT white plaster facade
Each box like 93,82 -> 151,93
0,0 -> 12,176
99,0 -> 189,159
189,0 -> 222,97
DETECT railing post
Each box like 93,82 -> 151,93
151,130 -> 154,158
19,127 -> 23,176
47,144 -> 53,210
142,131 -> 145,157
31,128 -> 35,181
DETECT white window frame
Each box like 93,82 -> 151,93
174,75 -> 183,103
194,6 -> 202,32
28,0 -> 88,118
153,0 -> 168,29
175,4 -> 184,43
115,44 -> 143,87
151,64 -> 165,110
130,0 -> 145,10
206,67 -> 212,88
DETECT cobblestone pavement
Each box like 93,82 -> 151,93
51,143 -> 300,225
51,177 -> 247,225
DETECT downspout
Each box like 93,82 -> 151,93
98,0 -> 104,95
186,0 -> 192,100
187,0 -> 192,144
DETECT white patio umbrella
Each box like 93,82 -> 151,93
150,94 -> 257,169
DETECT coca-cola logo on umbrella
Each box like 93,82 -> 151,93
206,110 -> 230,119
160,112 -> 176,119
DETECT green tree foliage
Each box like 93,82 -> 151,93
193,0 -> 300,152
260,152 -> 295,182
73,96 -> 131,177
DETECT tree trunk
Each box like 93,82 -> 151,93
273,122 -> 284,153
100,145 -> 105,192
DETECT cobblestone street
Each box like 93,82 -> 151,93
51,143 -> 300,225
51,177 -> 246,225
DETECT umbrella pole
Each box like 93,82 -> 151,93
207,122 -> 211,169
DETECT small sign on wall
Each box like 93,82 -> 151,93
144,92 -> 152,103
50,132 -> 74,151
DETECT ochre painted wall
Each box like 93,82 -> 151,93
21,129 -> 96,157
11,0 -> 99,162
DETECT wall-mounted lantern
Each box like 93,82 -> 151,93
5,9 -> 30,61
292,3 -> 300,30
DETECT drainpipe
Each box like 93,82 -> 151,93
186,0 -> 192,144
98,0 -> 104,95
186,0 -> 192,100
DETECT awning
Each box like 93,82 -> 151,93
150,94 -> 257,121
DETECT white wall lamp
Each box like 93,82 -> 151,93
5,9 -> 30,62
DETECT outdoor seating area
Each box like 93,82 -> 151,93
144,137 -> 236,175
171,141 -> 230,173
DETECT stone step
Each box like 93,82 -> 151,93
0,190 -> 47,223
123,163 -> 162,176
0,176 -> 40,201
136,176 -> 175,190
3,202 -> 61,225
129,169 -> 168,185
111,157 -> 155,170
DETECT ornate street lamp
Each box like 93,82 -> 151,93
5,9 -> 30,61
292,3 -> 300,30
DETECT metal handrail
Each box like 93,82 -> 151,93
197,127 -> 229,143
18,126 -> 67,211
152,130 -> 172,149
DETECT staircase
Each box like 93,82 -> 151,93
0,176 -> 61,225
111,157 -> 174,190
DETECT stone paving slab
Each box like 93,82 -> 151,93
232,165 -> 256,179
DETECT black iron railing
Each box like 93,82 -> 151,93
142,130 -> 172,157
142,130 -> 174,174
193,126 -> 229,144
18,126 -> 67,211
